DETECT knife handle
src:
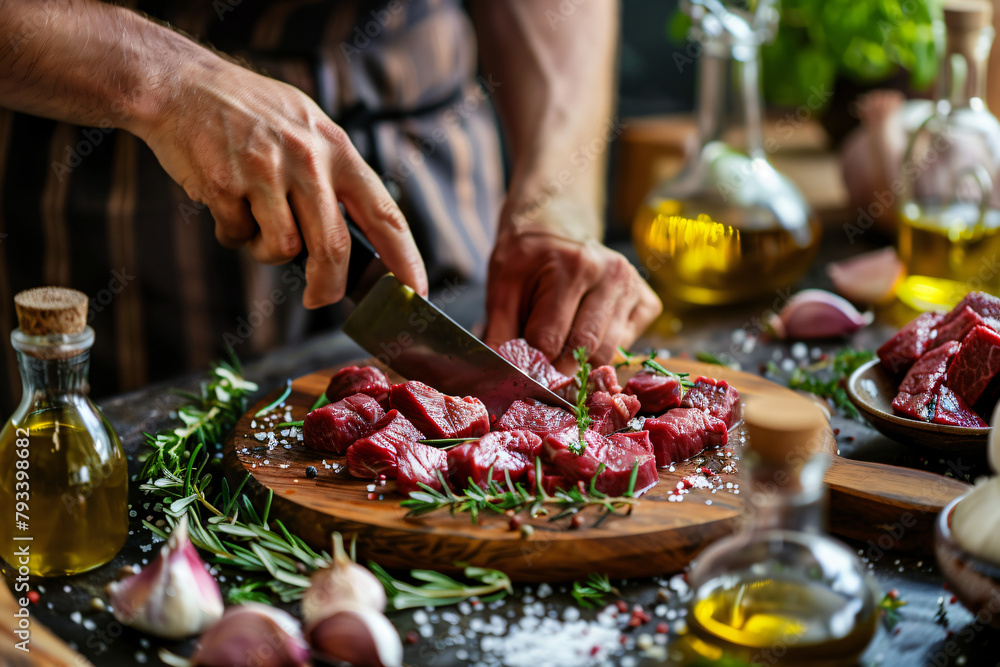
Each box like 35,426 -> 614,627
342,207 -> 382,299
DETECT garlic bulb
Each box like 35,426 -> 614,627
302,534 -> 386,620
191,603 -> 311,667
108,515 -> 223,639
309,608 -> 402,667
769,289 -> 872,340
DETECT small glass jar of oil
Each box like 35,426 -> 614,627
0,287 -> 128,576
633,0 -> 820,307
679,397 -> 878,665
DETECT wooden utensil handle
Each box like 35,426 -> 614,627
825,457 -> 969,554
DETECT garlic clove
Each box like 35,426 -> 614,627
770,289 -> 872,340
826,247 -> 904,306
191,603 -> 311,667
108,515 -> 223,639
303,534 -> 387,627
309,608 -> 403,667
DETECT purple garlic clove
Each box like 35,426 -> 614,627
770,289 -> 872,340
191,603 -> 311,667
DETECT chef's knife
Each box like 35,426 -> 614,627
342,273 -> 575,417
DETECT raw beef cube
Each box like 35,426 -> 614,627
587,366 -> 622,394
541,429 -> 658,497
526,464 -> 572,496
608,430 -> 655,456
930,306 -> 985,350
586,392 -> 641,435
644,409 -> 728,467
878,312 -> 946,375
898,341 -> 961,394
495,399 -> 578,436
446,430 -> 543,489
389,381 -> 490,440
680,377 -> 742,429
932,386 -> 987,427
346,410 -> 425,479
891,391 -> 936,421
948,325 -> 1000,405
624,371 -> 683,413
303,394 -> 385,455
395,441 -> 449,495
498,338 -> 573,394
943,292 -> 1000,332
324,366 -> 391,408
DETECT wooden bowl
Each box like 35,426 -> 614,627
846,359 -> 989,453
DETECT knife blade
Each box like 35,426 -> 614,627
343,273 -> 576,417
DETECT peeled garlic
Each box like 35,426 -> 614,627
302,534 -> 386,620
310,608 -> 402,667
191,603 -> 310,667
770,289 -> 872,340
108,515 -> 223,639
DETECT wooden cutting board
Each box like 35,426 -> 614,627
222,359 -> 969,582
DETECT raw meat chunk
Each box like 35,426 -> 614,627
680,377 -> 742,429
929,306 -> 985,350
586,391 -> 641,435
948,325 -> 1000,405
933,386 -> 987,427
898,341 -> 960,394
324,366 -> 391,408
891,391 -> 936,421
526,464 -> 572,497
389,381 -> 490,440
395,441 -> 449,494
943,292 -> 1000,332
607,430 -> 655,455
495,399 -> 578,436
541,430 -> 658,497
877,312 -> 946,376
498,338 -> 573,394
644,409 -> 728,467
446,430 -> 543,488
624,371 -> 682,413
303,394 -> 385,455
587,366 -> 622,394
346,410 -> 425,479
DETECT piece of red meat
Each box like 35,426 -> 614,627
932,386 -> 987,427
446,430 -> 543,489
395,441 -> 449,494
303,394 -> 385,455
891,391 -> 936,421
878,312 -> 946,376
324,366 -> 391,408
526,464 -> 572,497
948,325 -> 1000,406
346,410 -> 425,479
898,341 -> 961,394
587,366 -> 622,394
586,391 -> 641,435
942,292 -> 1000,332
644,409 -> 728,467
495,399 -> 577,436
624,371 -> 682,413
680,377 -> 742,429
929,306 -> 985,351
388,381 -> 490,440
541,429 -> 658,497
497,338 -> 574,394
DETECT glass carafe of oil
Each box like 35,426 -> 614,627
633,0 -> 820,307
897,1 -> 1000,311
683,397 -> 878,665
0,287 -> 128,576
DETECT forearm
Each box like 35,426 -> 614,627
0,0 -> 210,135
471,0 -> 618,240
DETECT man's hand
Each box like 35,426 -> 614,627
484,226 -> 662,371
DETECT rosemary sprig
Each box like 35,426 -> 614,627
310,392 -> 330,411
571,573 -> 620,609
616,346 -> 694,396
368,561 -> 512,610
695,350 -> 735,368
254,379 -> 292,417
419,437 -> 478,449
766,348 -> 875,419
570,347 -> 592,456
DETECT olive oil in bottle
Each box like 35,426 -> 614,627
682,397 -> 878,665
0,287 -> 128,576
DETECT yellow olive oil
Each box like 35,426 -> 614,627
0,407 -> 128,576
633,200 -> 822,306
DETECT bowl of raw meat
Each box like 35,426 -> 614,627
847,292 -> 999,452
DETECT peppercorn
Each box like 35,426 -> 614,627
305,466 -> 318,478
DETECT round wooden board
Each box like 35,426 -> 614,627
223,359 -> 834,582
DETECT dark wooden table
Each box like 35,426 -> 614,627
7,220 -> 997,666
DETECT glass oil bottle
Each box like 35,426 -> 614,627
0,287 -> 128,576
897,1 -> 1000,311
683,396 -> 878,665
632,0 -> 820,307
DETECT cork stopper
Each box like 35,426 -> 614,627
944,0 -> 992,33
14,287 -> 88,336
743,396 -> 827,467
